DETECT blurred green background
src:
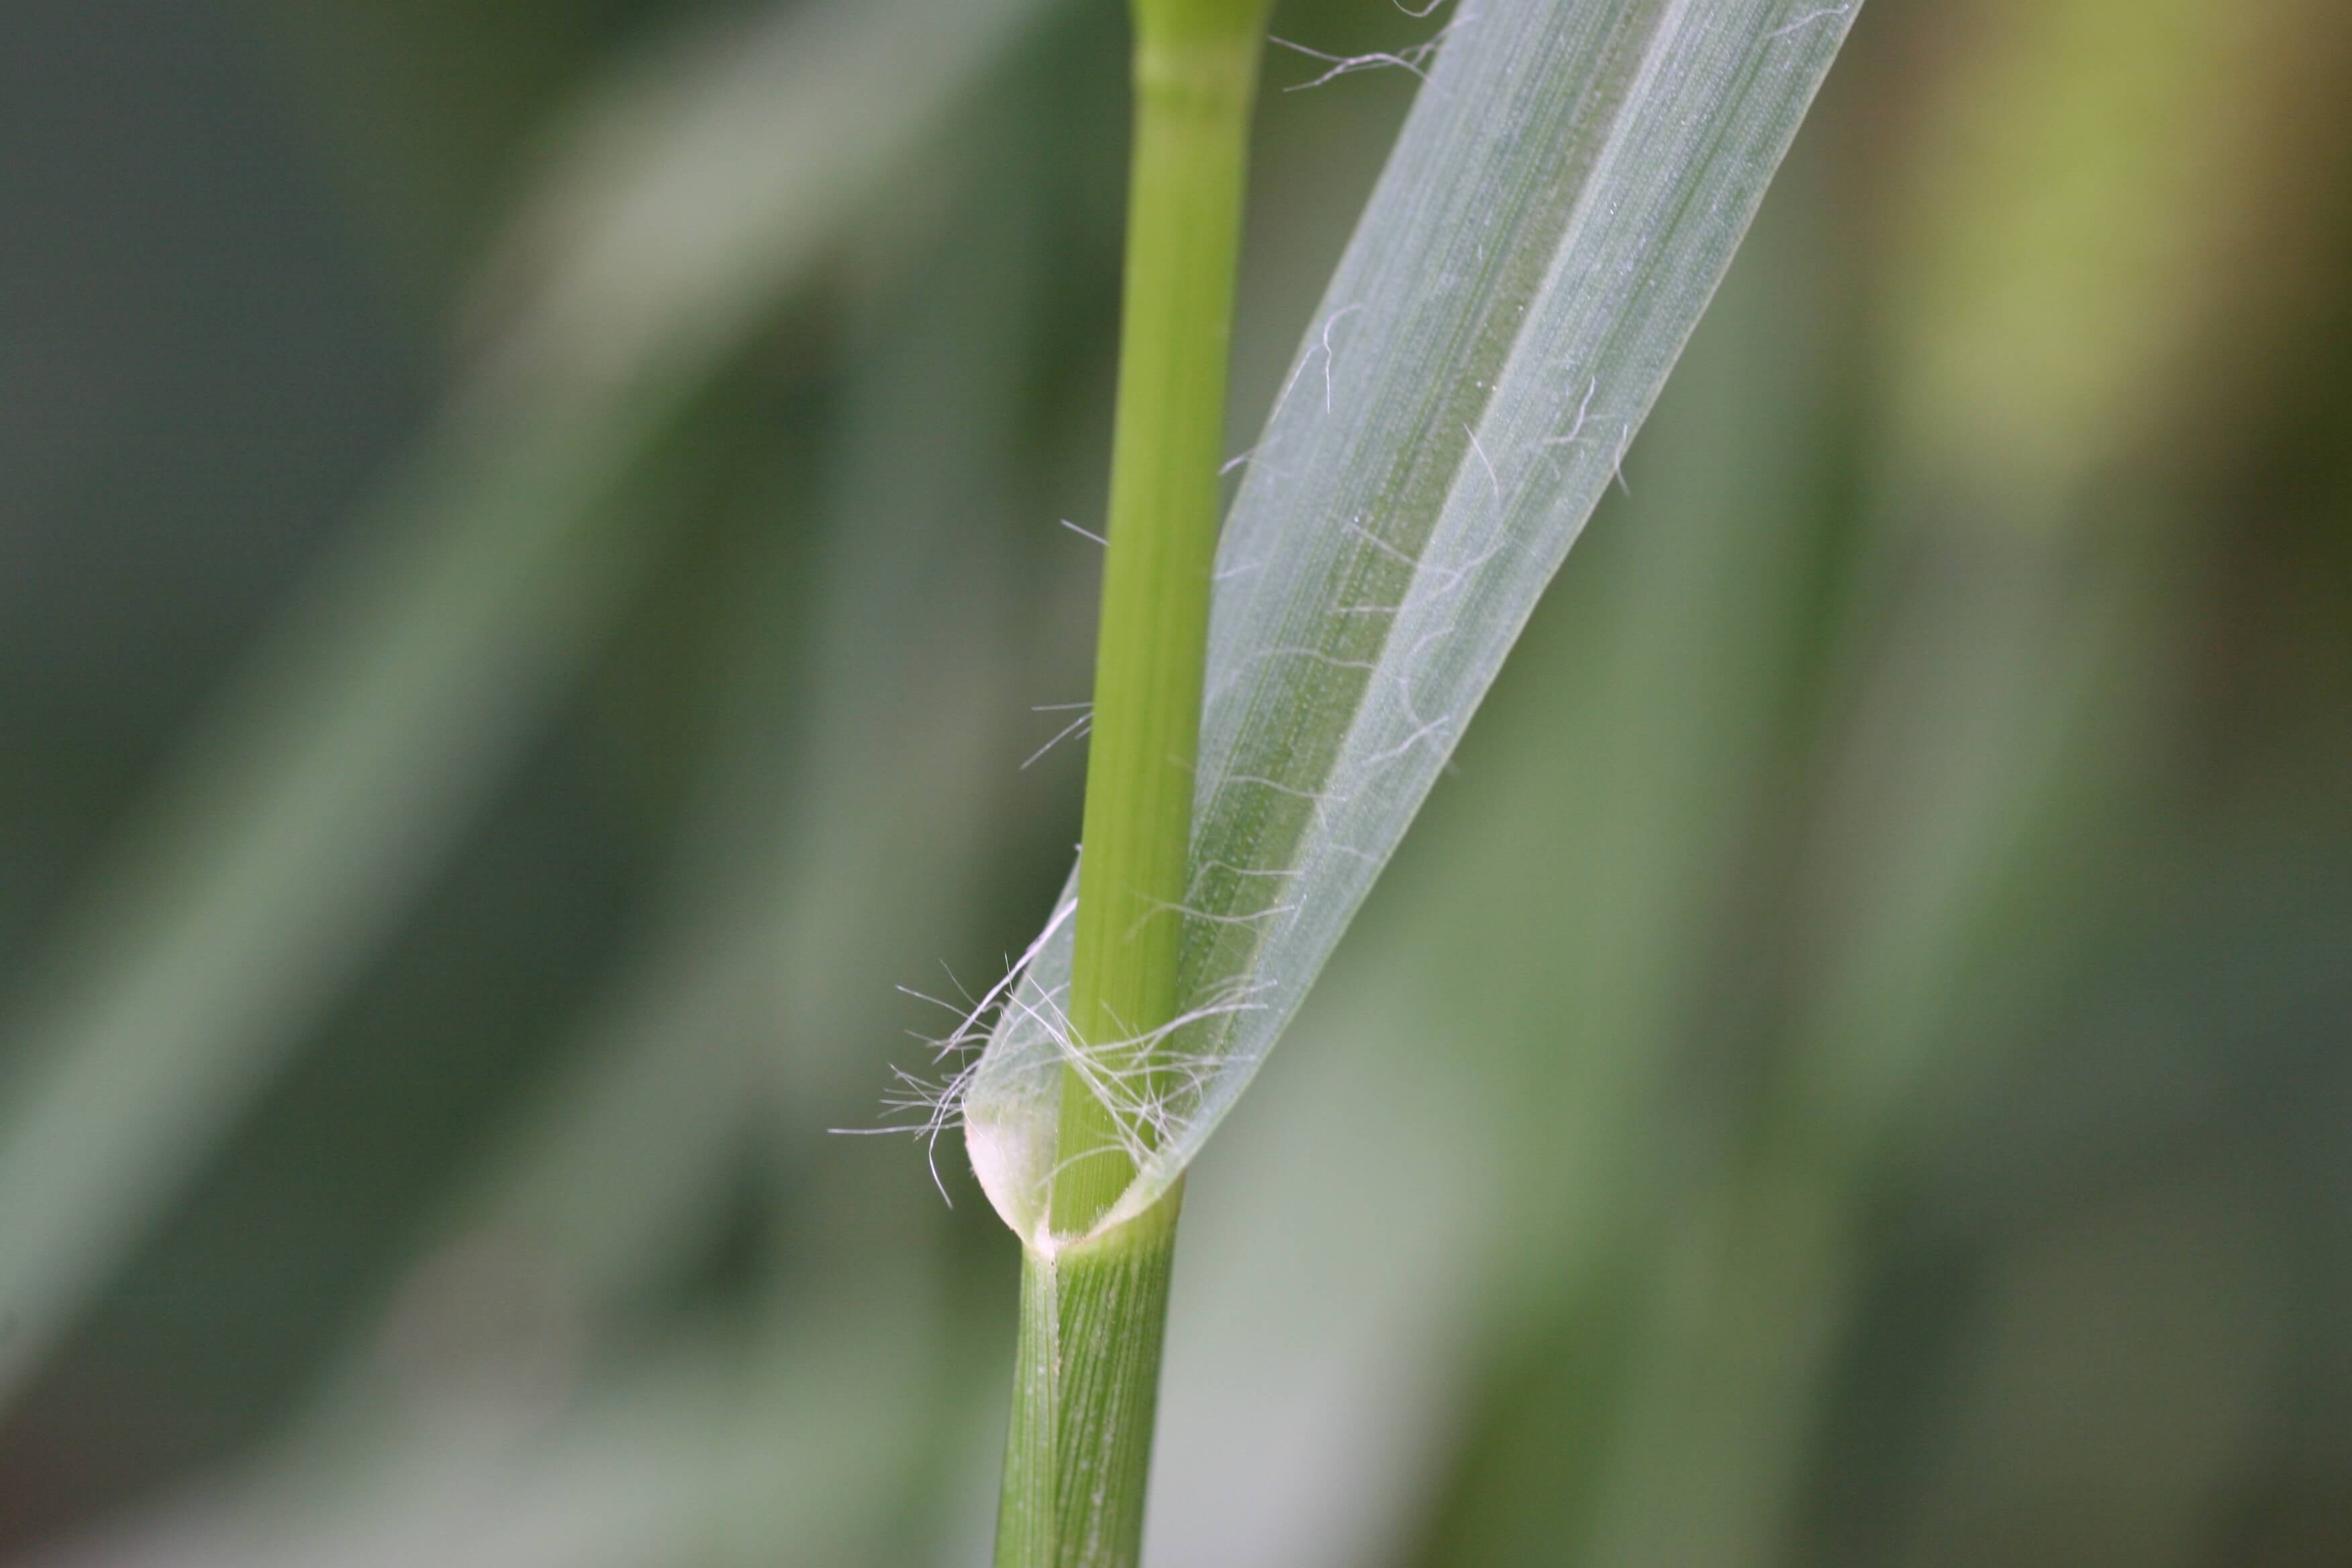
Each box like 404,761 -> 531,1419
3,0 -> 2349,1563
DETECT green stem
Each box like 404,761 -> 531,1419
994,5 -> 1267,1565
1050,5 -> 1267,1240
995,1185 -> 1185,1568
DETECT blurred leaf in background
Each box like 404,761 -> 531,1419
1,1 -> 2348,1565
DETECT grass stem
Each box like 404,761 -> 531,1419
1050,10 -> 1266,1241
995,4 -> 1267,1563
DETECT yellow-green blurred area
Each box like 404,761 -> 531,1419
2,0 -> 2349,1561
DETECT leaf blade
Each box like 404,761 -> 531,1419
966,0 -> 1860,1240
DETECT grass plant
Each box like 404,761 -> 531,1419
17,1 -> 2345,1564
979,2 -> 1857,1560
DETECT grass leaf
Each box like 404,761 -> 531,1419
965,0 -> 1859,1243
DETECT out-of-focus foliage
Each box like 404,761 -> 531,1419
1,0 -> 2347,1564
